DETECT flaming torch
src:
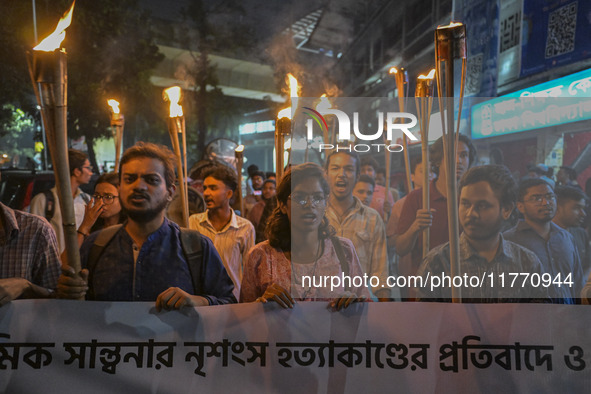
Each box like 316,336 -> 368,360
434,22 -> 467,302
275,107 -> 291,182
389,67 -> 412,195
275,73 -> 299,181
235,145 -> 245,215
415,68 -> 436,259
107,99 -> 124,172
163,86 -> 189,228
26,2 -> 81,273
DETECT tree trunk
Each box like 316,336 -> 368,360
85,133 -> 99,174
195,52 -> 208,161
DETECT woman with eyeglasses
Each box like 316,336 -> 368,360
240,163 -> 369,310
75,172 -> 126,246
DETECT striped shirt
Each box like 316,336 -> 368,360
189,210 -> 255,299
0,202 -> 61,290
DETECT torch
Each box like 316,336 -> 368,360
415,68 -> 436,259
275,74 -> 299,181
434,22 -> 467,302
26,2 -> 81,273
389,67 -> 412,195
107,99 -> 124,173
163,86 -> 189,228
235,145 -> 245,215
275,108 -> 291,182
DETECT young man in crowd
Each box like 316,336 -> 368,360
325,151 -> 389,300
556,166 -> 580,188
360,157 -> 394,219
0,172 -> 61,306
387,156 -> 432,298
417,165 -> 549,302
552,185 -> 589,277
504,178 -> 584,304
353,174 -> 375,206
189,165 -> 255,299
57,142 -> 236,309
244,170 -> 266,216
30,149 -> 92,253
247,179 -> 277,243
394,135 -> 476,296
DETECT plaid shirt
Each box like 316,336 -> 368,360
0,202 -> 61,290
326,197 -> 388,296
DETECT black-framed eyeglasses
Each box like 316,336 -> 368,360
524,193 -> 556,205
92,193 -> 118,204
83,165 -> 93,171
289,193 -> 326,207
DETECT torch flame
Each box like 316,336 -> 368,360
33,1 -> 76,51
107,99 -> 120,114
277,107 -> 292,120
163,86 -> 183,118
235,144 -> 245,153
316,94 -> 332,112
287,73 -> 299,98
441,21 -> 464,28
418,69 -> 436,80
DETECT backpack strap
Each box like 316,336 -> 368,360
330,235 -> 349,277
86,224 -> 123,299
80,192 -> 91,204
44,190 -> 55,221
179,228 -> 204,297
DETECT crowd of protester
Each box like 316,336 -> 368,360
2,136 -> 591,310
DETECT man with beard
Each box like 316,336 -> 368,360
394,135 -> 476,298
504,178 -> 584,304
552,186 -> 589,277
325,151 -> 389,300
57,143 -> 236,309
417,165 -> 549,302
189,165 -> 255,300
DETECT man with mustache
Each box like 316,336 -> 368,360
552,186 -> 589,277
504,178 -> 584,304
394,135 -> 476,298
417,165 -> 549,302
57,143 -> 236,309
189,165 -> 255,300
325,151 -> 389,300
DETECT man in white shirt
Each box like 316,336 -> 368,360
30,149 -> 92,253
189,165 -> 255,299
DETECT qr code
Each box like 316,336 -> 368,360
500,10 -> 521,53
545,1 -> 578,58
466,53 -> 483,95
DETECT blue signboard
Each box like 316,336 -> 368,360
471,67 -> 591,139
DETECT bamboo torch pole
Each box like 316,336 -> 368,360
275,108 -> 291,182
163,86 -> 189,228
235,145 -> 245,215
390,67 -> 412,194
415,69 -> 436,259
107,99 -> 124,172
27,2 -> 81,274
434,22 -> 467,303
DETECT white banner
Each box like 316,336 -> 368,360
0,300 -> 590,393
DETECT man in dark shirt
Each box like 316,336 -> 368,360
504,178 -> 584,304
417,165 -> 549,302
553,185 -> 589,277
57,142 -> 235,309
